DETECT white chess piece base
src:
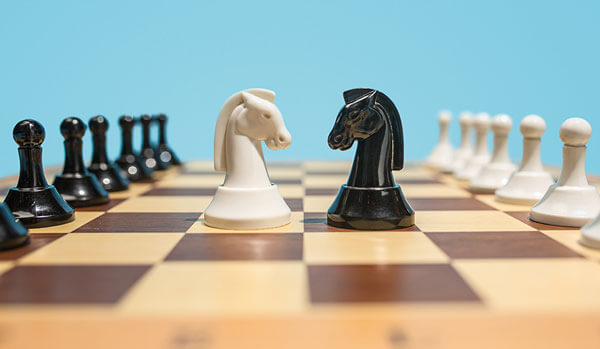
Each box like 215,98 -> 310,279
529,185 -> 600,227
204,185 -> 291,230
469,163 -> 517,194
580,214 -> 600,249
455,155 -> 489,181
495,171 -> 555,205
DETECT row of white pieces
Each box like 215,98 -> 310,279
429,112 -> 600,247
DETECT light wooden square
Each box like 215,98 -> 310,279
157,175 -> 224,188
268,168 -> 304,179
187,212 -> 304,233
303,175 -> 346,188
475,195 -> 533,212
19,233 -> 183,265
0,262 -> 14,276
403,184 -> 470,198
543,230 -> 600,262
110,183 -> 154,199
454,259 -> 600,311
416,211 -> 536,232
303,161 -> 351,172
304,196 -> 335,212
181,161 -> 213,172
304,231 -> 449,264
277,184 -> 304,198
120,261 -> 307,315
108,196 -> 212,213
29,212 -> 105,234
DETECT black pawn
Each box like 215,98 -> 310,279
88,116 -> 130,192
139,114 -> 164,171
115,115 -> 153,181
4,119 -> 74,227
53,117 -> 110,207
0,203 -> 29,251
153,114 -> 181,168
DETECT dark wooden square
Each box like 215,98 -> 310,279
303,212 -> 420,233
426,231 -> 582,259
0,233 -> 66,260
284,198 -> 303,211
74,213 -> 201,233
407,198 -> 495,211
506,212 -> 575,230
0,265 -> 150,304
166,233 -> 303,261
308,264 -> 480,303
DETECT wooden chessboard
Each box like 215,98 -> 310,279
1,161 -> 600,349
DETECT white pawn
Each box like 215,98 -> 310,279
581,213 -> 600,249
442,111 -> 473,174
455,112 -> 491,180
496,115 -> 555,205
530,118 -> 600,227
426,111 -> 454,169
469,114 -> 517,193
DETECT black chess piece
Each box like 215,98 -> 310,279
115,115 -> 153,181
153,114 -> 181,168
326,89 -> 414,230
0,203 -> 29,251
88,116 -> 130,192
4,119 -> 75,228
53,117 -> 110,207
139,114 -> 164,171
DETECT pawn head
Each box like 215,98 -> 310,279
474,112 -> 491,131
13,119 -> 45,147
140,114 -> 152,125
560,117 -> 592,146
89,115 -> 109,133
520,114 -> 546,138
60,117 -> 86,139
153,114 -> 167,122
119,115 -> 135,128
438,110 -> 452,124
459,111 -> 473,125
491,114 -> 512,135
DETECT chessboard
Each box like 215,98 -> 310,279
1,161 -> 600,349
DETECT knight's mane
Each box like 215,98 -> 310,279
213,89 -> 276,172
343,88 -> 404,170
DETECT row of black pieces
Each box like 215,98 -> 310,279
1,115 -> 180,251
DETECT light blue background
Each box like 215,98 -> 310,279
1,0 -> 598,178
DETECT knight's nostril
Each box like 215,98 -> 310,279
278,135 -> 285,143
334,134 -> 343,143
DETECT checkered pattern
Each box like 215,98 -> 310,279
2,161 -> 600,316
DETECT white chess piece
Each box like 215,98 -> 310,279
427,110 -> 454,169
580,213 -> 600,249
442,111 -> 473,174
204,89 -> 292,229
469,114 -> 517,193
455,112 -> 491,180
530,118 -> 600,227
495,115 -> 555,205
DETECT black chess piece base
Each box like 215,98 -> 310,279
89,166 -> 130,192
0,203 -> 29,251
4,186 -> 74,228
327,185 -> 415,230
116,156 -> 153,182
53,174 -> 110,207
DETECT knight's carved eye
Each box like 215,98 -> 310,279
262,114 -> 271,120
348,111 -> 359,120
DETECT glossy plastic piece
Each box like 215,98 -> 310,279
88,116 -> 130,192
153,114 -> 181,168
530,118 -> 600,227
3,120 -> 74,228
115,115 -> 153,181
139,114 -> 164,171
204,89 -> 292,230
0,203 -> 29,251
580,213 -> 600,249
326,88 -> 414,230
53,117 -> 110,207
